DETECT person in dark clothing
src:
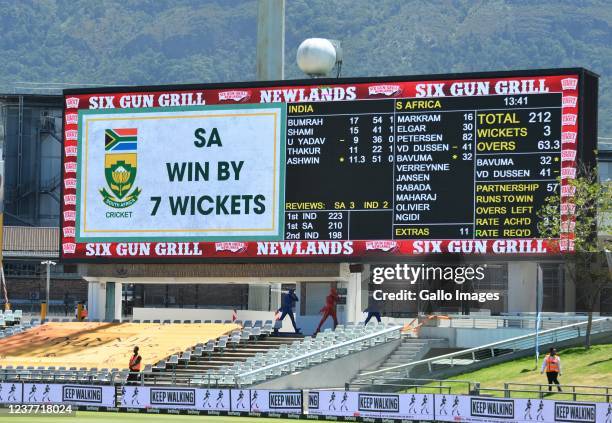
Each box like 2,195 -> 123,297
364,292 -> 382,325
63,293 -> 71,317
275,288 -> 300,333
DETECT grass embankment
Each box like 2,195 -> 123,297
406,343 -> 612,401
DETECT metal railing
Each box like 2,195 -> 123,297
143,370 -> 233,387
360,317 -> 612,380
419,314 -> 591,329
231,324 -> 403,387
349,377 -> 467,394
494,382 -> 612,402
0,369 -> 127,385
444,381 -> 612,402
349,378 -> 612,401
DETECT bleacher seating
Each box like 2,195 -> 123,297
231,322 -> 400,386
143,321 -> 400,387
0,309 -> 23,327
0,310 -> 31,339
0,318 -> 401,388
143,319 -> 301,386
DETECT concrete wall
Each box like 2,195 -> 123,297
507,261 -> 538,313
291,314 -> 346,335
132,307 -> 296,332
419,326 -> 534,348
252,338 -> 401,389
87,281 -> 104,320
82,263 -> 357,333
87,281 -> 122,321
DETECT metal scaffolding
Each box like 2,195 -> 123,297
0,94 -> 63,227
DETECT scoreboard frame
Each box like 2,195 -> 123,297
60,68 -> 598,263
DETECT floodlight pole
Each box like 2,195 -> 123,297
256,0 -> 285,81
41,260 -> 56,312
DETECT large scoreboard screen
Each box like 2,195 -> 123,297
60,68 -> 598,262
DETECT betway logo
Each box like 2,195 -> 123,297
260,87 -> 357,103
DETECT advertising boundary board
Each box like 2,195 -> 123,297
60,68 -> 599,263
2,385 -> 611,422
0,383 -> 114,407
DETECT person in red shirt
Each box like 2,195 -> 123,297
315,287 -> 339,334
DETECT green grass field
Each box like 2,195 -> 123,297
413,343 -> 612,401
3,411 -> 296,423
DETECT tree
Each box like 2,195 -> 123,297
537,162 -> 612,349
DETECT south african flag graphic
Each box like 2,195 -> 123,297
100,128 -> 141,208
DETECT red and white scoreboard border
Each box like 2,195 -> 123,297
61,71 -> 583,261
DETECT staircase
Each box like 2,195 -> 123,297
350,337 -> 448,385
146,335 -> 303,385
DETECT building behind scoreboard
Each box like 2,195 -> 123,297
0,93 -> 87,314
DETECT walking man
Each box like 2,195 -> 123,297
452,396 -> 460,416
537,400 -> 545,421
340,392 -> 348,411
202,390 -> 211,408
275,288 -> 300,333
41,385 -> 51,402
364,292 -> 381,325
541,347 -> 562,392
420,395 -> 429,414
8,384 -> 17,402
408,395 -> 416,414
315,287 -> 339,334
251,390 -> 259,409
63,292 -> 71,317
28,385 -> 37,402
524,399 -> 533,420
439,395 -> 448,415
328,391 -> 337,410
131,387 -> 140,405
236,390 -> 246,409
215,390 -> 224,408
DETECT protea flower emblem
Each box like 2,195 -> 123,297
111,166 -> 132,198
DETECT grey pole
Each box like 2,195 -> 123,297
46,262 -> 50,306
534,263 -> 543,370
256,0 -> 285,81
41,260 -> 55,313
